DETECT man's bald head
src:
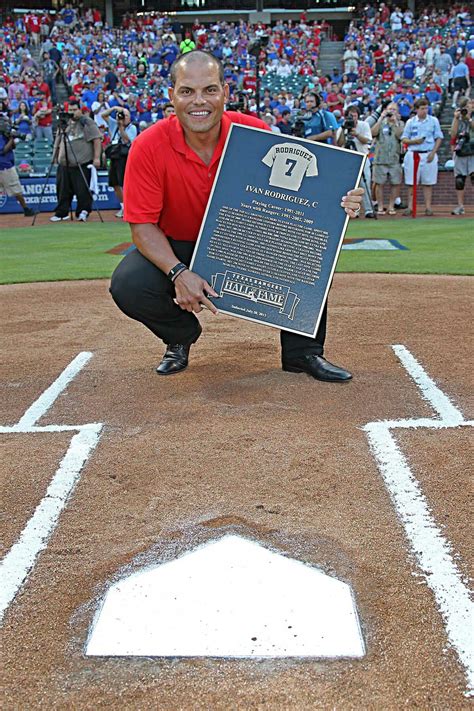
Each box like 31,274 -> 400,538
170,50 -> 224,87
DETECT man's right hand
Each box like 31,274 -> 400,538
174,270 -> 219,314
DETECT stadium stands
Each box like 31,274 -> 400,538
0,4 -> 472,200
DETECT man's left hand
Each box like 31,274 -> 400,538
341,187 -> 363,218
427,151 -> 435,163
92,158 -> 101,168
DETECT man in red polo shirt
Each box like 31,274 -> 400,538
110,51 -> 362,380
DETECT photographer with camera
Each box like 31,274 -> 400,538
50,99 -> 101,223
302,93 -> 338,144
371,102 -> 404,215
336,106 -> 374,218
450,98 -> 474,215
0,116 -> 36,216
101,106 -> 137,219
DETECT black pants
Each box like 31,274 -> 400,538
110,240 -> 327,359
55,164 -> 92,218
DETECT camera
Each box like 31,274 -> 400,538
380,98 -> 391,110
386,112 -> 393,118
454,131 -> 469,155
58,110 -> 70,128
227,91 -> 248,113
460,108 -> 469,117
248,34 -> 269,57
117,111 -> 125,120
343,116 -> 356,131
292,119 -> 306,138
0,116 -> 26,142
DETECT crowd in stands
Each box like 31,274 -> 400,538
0,3 -> 472,213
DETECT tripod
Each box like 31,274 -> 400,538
32,118 -> 103,226
345,133 -> 377,219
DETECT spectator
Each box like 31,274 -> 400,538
336,105 -> 374,218
262,112 -> 281,133
91,91 -> 110,128
451,58 -> 471,108
163,103 -> 175,118
101,106 -> 137,218
33,92 -> 53,140
402,98 -> 444,216
343,43 -> 359,74
302,92 -> 338,143
434,47 -> 454,88
8,75 -> 27,101
390,7 -> 404,32
0,116 -> 36,216
180,35 -> 196,54
450,98 -> 474,215
41,51 -> 59,104
12,100 -> 34,140
276,108 -> 293,135
371,102 -> 404,215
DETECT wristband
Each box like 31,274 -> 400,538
168,262 -> 188,282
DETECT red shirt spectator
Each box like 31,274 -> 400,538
382,69 -> 395,83
466,53 -> 474,80
33,96 -> 53,126
27,14 -> 40,35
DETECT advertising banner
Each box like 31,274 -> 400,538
0,174 -> 120,214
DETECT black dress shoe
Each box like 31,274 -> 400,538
282,354 -> 352,382
155,325 -> 202,376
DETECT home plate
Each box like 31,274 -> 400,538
86,535 -> 365,658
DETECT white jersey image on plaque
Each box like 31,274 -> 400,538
261,142 -> 318,192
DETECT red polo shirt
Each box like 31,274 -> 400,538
123,111 -> 269,241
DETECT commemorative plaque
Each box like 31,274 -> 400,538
190,125 -> 365,337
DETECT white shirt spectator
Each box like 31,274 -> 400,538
276,60 -> 293,78
341,118 -> 372,155
402,114 -> 443,152
343,48 -> 358,73
390,10 -> 403,31
91,99 -> 110,128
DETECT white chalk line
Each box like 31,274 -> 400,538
0,353 -> 103,623
364,345 -> 474,696
16,351 -> 93,429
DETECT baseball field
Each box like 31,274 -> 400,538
1,212 -> 473,709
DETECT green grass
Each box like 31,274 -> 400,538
338,218 -> 473,275
0,218 -> 472,285
0,222 -> 130,284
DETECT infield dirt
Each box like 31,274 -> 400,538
1,273 -> 472,709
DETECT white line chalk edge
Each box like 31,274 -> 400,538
16,351 -> 93,429
363,345 -> 474,696
0,353 -> 103,623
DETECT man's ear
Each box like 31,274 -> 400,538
224,83 -> 230,101
168,87 -> 174,103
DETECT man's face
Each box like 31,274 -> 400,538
69,105 -> 82,121
348,110 -> 358,124
416,103 -> 428,119
305,95 -> 318,112
169,59 -> 228,135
